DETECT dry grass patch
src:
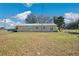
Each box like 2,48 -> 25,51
0,30 -> 79,56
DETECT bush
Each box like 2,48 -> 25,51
7,29 -> 17,32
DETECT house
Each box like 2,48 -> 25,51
0,26 -> 4,30
16,23 -> 58,32
0,26 -> 6,32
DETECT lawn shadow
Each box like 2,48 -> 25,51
67,32 -> 79,35
0,31 -> 15,36
65,31 -> 79,38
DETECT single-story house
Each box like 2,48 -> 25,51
16,23 -> 58,32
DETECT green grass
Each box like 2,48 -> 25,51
0,30 -> 79,56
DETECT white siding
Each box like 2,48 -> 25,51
17,24 -> 58,32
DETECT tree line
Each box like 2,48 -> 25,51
25,14 -> 79,31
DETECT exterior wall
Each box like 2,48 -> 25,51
17,26 -> 27,32
32,25 -> 42,31
41,25 -> 52,31
17,24 -> 58,32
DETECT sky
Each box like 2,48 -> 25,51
0,3 -> 79,29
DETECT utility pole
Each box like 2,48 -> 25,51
41,3 -> 44,31
4,19 -> 6,30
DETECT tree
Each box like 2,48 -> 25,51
25,14 -> 37,23
25,14 -> 53,23
78,19 -> 79,29
53,16 -> 64,31
65,19 -> 79,29
35,15 -> 53,23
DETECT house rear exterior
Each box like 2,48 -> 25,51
16,24 -> 58,32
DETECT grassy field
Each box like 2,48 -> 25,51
0,30 -> 79,56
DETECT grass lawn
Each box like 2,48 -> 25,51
0,30 -> 79,56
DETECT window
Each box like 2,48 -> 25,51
16,26 -> 18,29
36,26 -> 38,29
43,26 -> 45,29
50,27 -> 53,30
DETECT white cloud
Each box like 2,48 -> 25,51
1,19 -> 16,26
10,23 -> 16,26
1,19 -> 12,23
64,18 -> 72,24
23,3 -> 32,7
26,3 -> 32,7
15,11 -> 31,20
64,12 -> 79,19
1,18 -> 25,27
16,22 -> 22,25
64,12 -> 79,24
